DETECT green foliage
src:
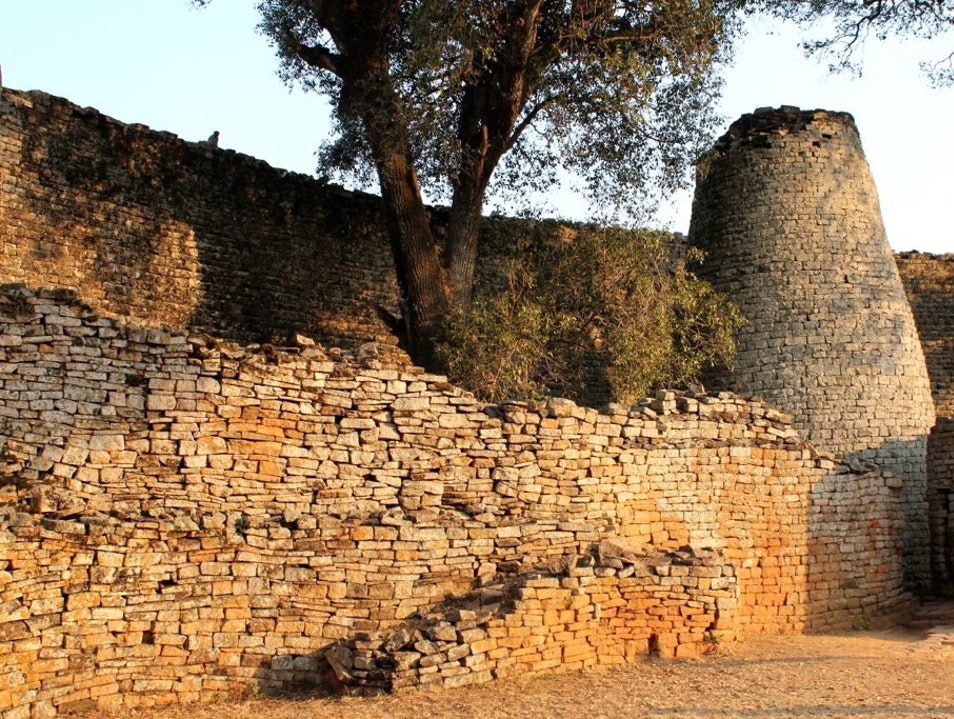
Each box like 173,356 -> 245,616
199,1 -> 749,371
437,269 -> 555,402
254,0 -> 742,217
437,223 -> 744,405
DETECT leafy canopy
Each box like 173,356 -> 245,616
758,0 -> 954,85
255,0 -> 742,218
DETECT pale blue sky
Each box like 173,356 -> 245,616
1,2 -> 951,253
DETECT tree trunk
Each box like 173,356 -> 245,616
373,146 -> 450,366
446,180 -> 488,309
287,1 -> 454,369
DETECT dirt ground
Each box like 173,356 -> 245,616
78,625 -> 954,719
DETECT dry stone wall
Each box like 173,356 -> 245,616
688,107 -> 937,590
0,85 -> 951,713
926,418 -> 954,594
2,90 -> 953,418
897,252 -> 954,418
0,88 -> 401,349
337,546 -> 736,692
897,253 -> 954,593
0,285 -> 909,716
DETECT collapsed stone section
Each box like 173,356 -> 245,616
0,285 -> 910,714
333,545 -> 736,693
689,106 -> 936,590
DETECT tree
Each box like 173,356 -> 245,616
241,0 -> 741,367
759,0 -> 954,85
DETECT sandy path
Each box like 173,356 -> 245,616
77,627 -> 954,719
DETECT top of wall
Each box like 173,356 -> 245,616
2,87 -> 358,193
706,106 -> 858,155
0,281 -> 819,525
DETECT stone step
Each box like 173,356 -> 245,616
905,601 -> 954,630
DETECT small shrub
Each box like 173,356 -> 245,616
437,222 -> 743,405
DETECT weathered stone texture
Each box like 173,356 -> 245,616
925,418 -> 954,594
1,89 -> 951,415
0,89 -> 630,409
897,252 -> 954,418
0,286 -> 909,715
0,87 -> 949,713
689,107 -> 936,589
341,547 -> 737,692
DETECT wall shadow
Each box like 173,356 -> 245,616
2,89 -> 401,350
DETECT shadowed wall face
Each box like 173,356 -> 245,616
897,253 -> 954,593
688,107 -> 936,590
0,89 -> 402,349
897,253 -> 954,418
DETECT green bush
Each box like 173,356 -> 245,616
437,222 -> 743,406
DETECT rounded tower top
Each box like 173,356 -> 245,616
708,106 -> 857,152
689,104 -> 933,455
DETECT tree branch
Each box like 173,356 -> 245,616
290,34 -> 344,76
505,96 -> 558,153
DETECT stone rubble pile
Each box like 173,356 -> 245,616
331,543 -> 736,693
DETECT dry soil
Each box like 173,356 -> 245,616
77,626 -> 954,719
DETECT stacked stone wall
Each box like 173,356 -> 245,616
897,252 -> 954,418
925,419 -> 954,593
338,547 -> 736,691
0,88 -> 400,349
2,90 -> 953,421
0,85 -> 951,712
688,107 -> 936,589
896,253 -> 954,594
0,285 -> 909,715
0,89 -> 630,408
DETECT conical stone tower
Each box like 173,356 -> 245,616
688,106 -> 936,589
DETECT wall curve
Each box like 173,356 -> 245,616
897,252 -> 954,593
